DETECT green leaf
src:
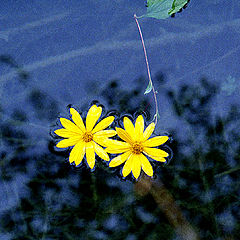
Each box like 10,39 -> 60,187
147,0 -> 157,7
168,0 -> 189,15
153,112 -> 160,121
144,81 -> 153,94
142,0 -> 189,20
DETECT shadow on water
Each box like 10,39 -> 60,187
0,58 -> 239,240
0,55 -> 29,83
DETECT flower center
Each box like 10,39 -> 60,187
82,132 -> 93,142
132,142 -> 143,155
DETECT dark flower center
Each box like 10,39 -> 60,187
132,142 -> 143,155
82,132 -> 93,142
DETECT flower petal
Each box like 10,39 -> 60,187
86,142 -> 95,169
143,147 -> 169,157
105,140 -> 131,154
143,122 -> 155,141
69,141 -> 86,165
143,136 -> 169,147
93,130 -> 116,138
70,108 -> 86,132
86,105 -> 102,131
60,118 -> 82,134
93,136 -> 109,147
54,128 -> 80,138
109,151 -> 132,167
140,154 -> 153,176
122,154 -> 134,177
56,136 -> 81,148
147,155 -> 166,162
93,141 -> 109,161
123,117 -> 135,140
116,127 -> 133,144
106,148 -> 130,154
132,154 -> 141,179
135,115 -> 144,141
93,130 -> 117,147
92,116 -> 115,134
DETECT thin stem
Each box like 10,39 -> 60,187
215,165 -> 240,178
134,14 -> 159,125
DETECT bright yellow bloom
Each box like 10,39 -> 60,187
105,115 -> 169,179
55,105 -> 116,169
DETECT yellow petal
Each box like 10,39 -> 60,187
147,155 -> 166,162
86,142 -> 95,169
105,139 -> 130,148
92,116 -> 115,134
123,117 -> 135,140
60,118 -> 82,134
140,154 -> 153,176
93,141 -> 109,161
69,141 -> 86,165
70,108 -> 86,132
105,139 -> 131,153
132,154 -> 141,179
122,154 -> 134,177
56,136 -> 81,148
143,122 -> 155,141
93,130 -> 117,148
109,151 -> 132,167
135,115 -> 144,141
93,130 -> 116,138
116,127 -> 133,144
54,128 -> 80,138
93,136 -> 109,147
106,148 -> 130,154
86,105 -> 102,131
143,136 -> 169,147
143,147 -> 169,158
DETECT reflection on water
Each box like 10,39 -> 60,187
0,59 -> 239,239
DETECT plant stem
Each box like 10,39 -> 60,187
214,165 -> 240,178
134,14 -> 159,125
134,175 -> 200,240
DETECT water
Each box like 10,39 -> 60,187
0,1 -> 239,239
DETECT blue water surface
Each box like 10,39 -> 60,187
0,1 -> 239,239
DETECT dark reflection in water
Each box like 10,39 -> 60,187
0,58 -> 239,240
0,55 -> 29,83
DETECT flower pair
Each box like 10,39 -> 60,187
55,105 -> 169,179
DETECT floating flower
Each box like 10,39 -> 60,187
55,105 -> 116,169
105,115 -> 169,179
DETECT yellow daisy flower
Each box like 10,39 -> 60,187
105,115 -> 169,179
55,105 -> 116,169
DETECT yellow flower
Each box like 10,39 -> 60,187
105,115 -> 169,179
55,105 -> 116,169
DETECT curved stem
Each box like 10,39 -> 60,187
134,14 -> 159,125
